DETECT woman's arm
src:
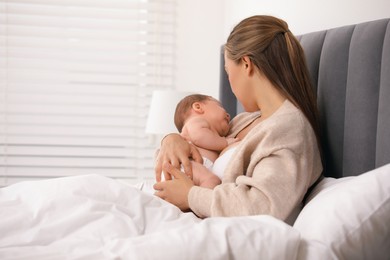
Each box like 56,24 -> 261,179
187,109 -> 323,219
188,148 -> 306,219
155,133 -> 203,182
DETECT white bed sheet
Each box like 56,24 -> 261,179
0,174 -> 303,260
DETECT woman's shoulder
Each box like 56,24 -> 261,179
246,100 -> 312,139
266,101 -> 310,130
270,99 -> 300,118
228,100 -> 311,138
269,100 -> 309,129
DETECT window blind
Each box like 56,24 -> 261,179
0,0 -> 176,186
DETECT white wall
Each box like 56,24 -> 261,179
175,0 -> 225,98
223,0 -> 390,35
176,0 -> 390,97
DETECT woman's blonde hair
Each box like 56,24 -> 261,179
225,15 -> 322,156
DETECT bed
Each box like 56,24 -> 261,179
1,18 -> 390,259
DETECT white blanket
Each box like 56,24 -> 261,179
0,174 -> 303,260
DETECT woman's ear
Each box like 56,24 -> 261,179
191,102 -> 204,114
242,56 -> 254,75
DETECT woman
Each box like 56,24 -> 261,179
154,15 -> 323,221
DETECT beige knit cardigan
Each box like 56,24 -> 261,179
188,100 -> 323,220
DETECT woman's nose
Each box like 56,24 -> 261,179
226,113 -> 231,121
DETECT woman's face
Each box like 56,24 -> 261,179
224,51 -> 251,111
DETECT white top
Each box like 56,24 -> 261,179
212,147 -> 238,180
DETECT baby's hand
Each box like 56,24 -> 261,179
226,137 -> 240,145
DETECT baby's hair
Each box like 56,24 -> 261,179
174,94 -> 214,132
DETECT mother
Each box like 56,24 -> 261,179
154,15 -> 323,221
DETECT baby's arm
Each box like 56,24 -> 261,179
184,117 -> 232,152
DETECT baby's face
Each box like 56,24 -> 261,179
204,99 -> 231,136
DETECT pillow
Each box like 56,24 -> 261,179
294,163 -> 390,260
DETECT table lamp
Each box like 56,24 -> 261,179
145,90 -> 191,136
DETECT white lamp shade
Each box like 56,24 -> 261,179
145,90 -> 191,135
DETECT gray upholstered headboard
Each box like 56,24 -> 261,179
219,18 -> 390,178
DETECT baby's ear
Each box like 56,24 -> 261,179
191,102 -> 204,114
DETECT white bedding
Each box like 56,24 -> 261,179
1,164 -> 389,260
0,174 -> 302,260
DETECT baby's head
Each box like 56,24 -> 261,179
174,94 -> 216,132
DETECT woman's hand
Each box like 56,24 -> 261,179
155,133 -> 203,182
154,162 -> 195,211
